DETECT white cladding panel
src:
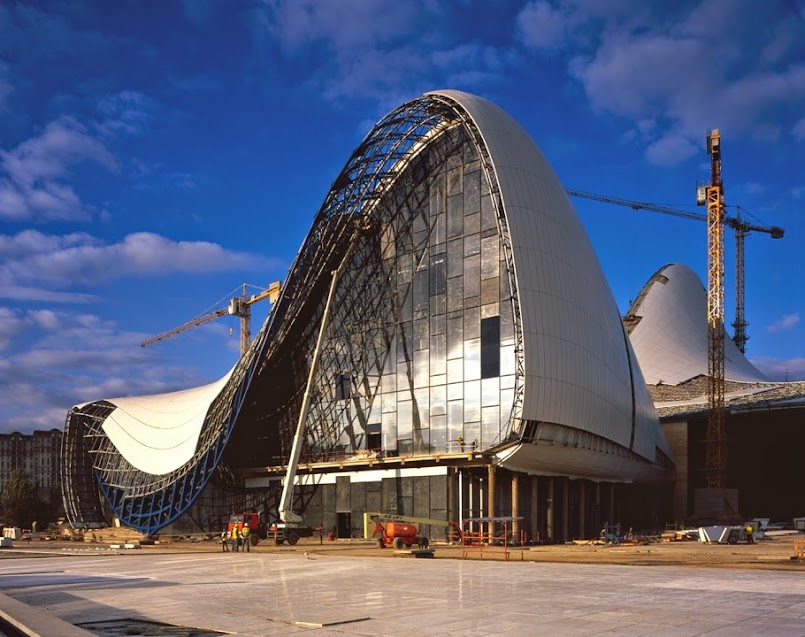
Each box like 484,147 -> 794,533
97,369 -> 234,475
433,90 -> 668,460
629,263 -> 768,385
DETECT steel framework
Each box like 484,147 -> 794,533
62,94 -> 526,534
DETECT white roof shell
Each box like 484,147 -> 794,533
434,90 -> 671,470
627,263 -> 767,386
92,369 -> 233,475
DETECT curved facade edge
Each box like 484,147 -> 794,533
495,440 -> 673,484
428,90 -> 671,466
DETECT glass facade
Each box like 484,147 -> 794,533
304,127 -> 517,458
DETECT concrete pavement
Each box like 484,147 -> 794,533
1,549 -> 805,636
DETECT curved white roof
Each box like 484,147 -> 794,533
434,90 -> 670,465
627,263 -> 767,385
95,369 -> 233,475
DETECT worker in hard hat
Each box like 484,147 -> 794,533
221,528 -> 229,552
745,523 -> 755,544
230,525 -> 240,552
241,524 -> 251,552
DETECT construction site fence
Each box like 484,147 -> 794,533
460,530 -> 525,562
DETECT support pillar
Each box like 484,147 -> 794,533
546,477 -> 554,543
578,480 -> 586,540
609,483 -> 616,525
561,477 -> 569,543
511,472 -> 520,543
487,464 -> 496,538
448,468 -> 457,539
595,482 -> 601,537
530,475 -> 539,544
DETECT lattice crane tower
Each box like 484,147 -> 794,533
702,129 -> 727,489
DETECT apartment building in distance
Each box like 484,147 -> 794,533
0,429 -> 62,504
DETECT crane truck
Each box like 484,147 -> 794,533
227,511 -> 268,546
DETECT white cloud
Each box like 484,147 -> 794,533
2,116 -> 116,186
0,307 -> 220,432
767,312 -> 800,334
96,90 -> 155,137
516,1 -> 570,50
258,0 -> 418,56
794,117 -> 805,140
249,0 -> 507,104
0,116 -> 117,221
645,132 -> 698,165
750,356 -> 805,382
0,230 -> 271,291
519,0 -> 805,165
0,307 -> 28,350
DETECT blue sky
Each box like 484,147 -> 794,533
1,0 -> 803,434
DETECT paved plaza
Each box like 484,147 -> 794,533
2,549 -> 805,636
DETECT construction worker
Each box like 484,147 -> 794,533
221,528 -> 229,552
745,523 -> 755,544
241,524 -> 251,552
230,526 -> 240,552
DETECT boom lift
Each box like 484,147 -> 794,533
566,188 -> 783,353
141,281 -> 281,355
366,513 -> 462,549
274,217 -> 376,544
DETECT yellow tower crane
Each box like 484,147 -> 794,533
566,187 -> 783,355
700,129 -> 728,490
570,129 -> 785,514
140,281 -> 281,356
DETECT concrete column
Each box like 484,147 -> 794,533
609,483 -> 616,524
578,480 -> 586,540
561,477 -> 569,543
546,477 -> 554,543
487,464 -> 496,538
511,472 -> 520,543
595,482 -> 601,536
664,421 -> 689,523
447,468 -> 456,539
468,476 -> 474,533
530,475 -> 539,544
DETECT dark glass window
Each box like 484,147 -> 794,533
430,253 -> 446,295
481,316 -> 500,379
367,423 -> 382,451
335,374 -> 351,400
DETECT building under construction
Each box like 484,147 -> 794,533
60,90 -> 800,542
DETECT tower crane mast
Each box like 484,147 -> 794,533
702,128 -> 727,490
